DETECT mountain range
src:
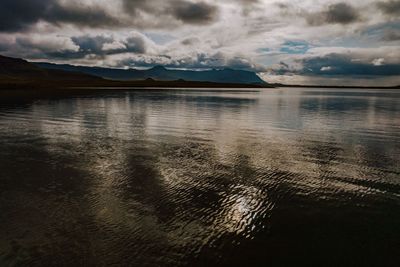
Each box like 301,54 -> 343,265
0,55 -> 271,89
35,62 -> 266,85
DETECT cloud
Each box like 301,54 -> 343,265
2,34 -> 80,60
0,0 -> 220,33
306,3 -> 361,26
372,58 -> 385,66
320,66 -> 332,72
377,0 -> 400,16
270,47 -> 400,77
0,0 -> 122,32
181,37 -> 200,46
382,29 -> 400,41
71,35 -> 114,55
121,0 -> 219,27
0,32 -> 153,60
170,0 -> 219,25
114,51 -> 265,72
66,33 -> 150,58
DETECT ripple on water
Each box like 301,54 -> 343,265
0,88 -> 399,266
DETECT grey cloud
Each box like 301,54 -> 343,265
0,0 -> 219,33
121,0 -> 173,16
0,41 -> 10,52
276,3 -> 289,9
377,0 -> 400,16
69,34 -> 148,57
0,0 -> 53,32
10,36 -> 79,59
71,36 -> 114,55
382,29 -> 400,41
301,54 -> 400,76
170,1 -> 219,25
238,0 -> 259,3
181,37 -> 200,45
122,0 -> 219,26
116,52 -> 265,72
306,3 -> 361,26
272,53 -> 400,76
47,3 -> 122,28
0,0 -> 122,32
124,36 -> 147,54
3,33 -> 148,60
122,0 -> 151,14
236,0 -> 260,15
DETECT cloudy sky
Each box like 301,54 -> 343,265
0,0 -> 399,85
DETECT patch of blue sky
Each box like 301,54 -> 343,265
361,21 -> 400,37
256,47 -> 271,53
144,32 -> 177,45
280,40 -> 310,54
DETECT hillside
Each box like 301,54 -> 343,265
0,55 -> 103,85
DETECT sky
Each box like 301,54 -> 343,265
0,0 -> 399,86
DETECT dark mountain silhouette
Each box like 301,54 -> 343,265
0,55 -> 103,84
35,62 -> 267,85
0,55 -> 47,78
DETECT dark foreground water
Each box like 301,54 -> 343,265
0,88 -> 399,266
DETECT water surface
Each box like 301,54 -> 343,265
0,88 -> 399,266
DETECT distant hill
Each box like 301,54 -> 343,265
0,55 -> 103,84
0,55 -> 46,78
35,62 -> 267,85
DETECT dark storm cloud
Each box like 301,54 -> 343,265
0,0 -> 121,32
0,0 -> 48,32
0,0 -> 219,33
170,0 -> 218,24
46,4 -> 122,28
377,0 -> 400,16
306,3 -> 361,26
121,0 -> 219,25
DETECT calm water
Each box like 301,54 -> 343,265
0,88 -> 399,266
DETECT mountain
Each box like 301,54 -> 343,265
0,55 -> 47,79
35,62 -> 267,85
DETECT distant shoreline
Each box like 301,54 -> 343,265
0,81 -> 398,91
0,79 -> 272,91
274,84 -> 400,89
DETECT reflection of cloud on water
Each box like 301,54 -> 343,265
1,88 -> 399,265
